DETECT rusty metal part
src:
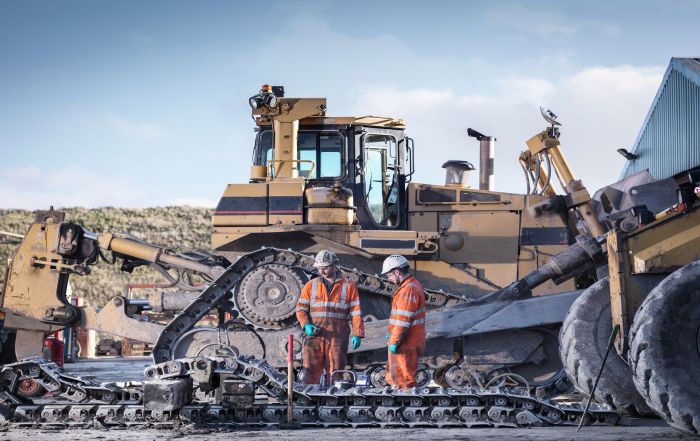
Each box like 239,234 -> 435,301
17,378 -> 45,398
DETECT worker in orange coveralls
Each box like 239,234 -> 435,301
382,254 -> 426,390
295,249 -> 364,384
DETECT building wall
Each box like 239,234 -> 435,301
621,58 -> 700,180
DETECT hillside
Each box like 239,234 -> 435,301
0,207 -> 211,306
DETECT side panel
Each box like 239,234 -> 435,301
212,184 -> 268,226
438,211 -> 520,288
268,181 -> 304,225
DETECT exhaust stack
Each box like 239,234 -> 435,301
467,128 -> 496,191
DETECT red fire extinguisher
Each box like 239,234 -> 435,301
43,332 -> 65,367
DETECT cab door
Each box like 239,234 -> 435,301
357,132 -> 406,229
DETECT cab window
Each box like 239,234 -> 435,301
257,130 -> 343,179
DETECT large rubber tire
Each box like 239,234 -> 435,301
629,260 -> 700,434
559,278 -> 652,416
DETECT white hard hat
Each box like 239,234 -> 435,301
313,249 -> 339,268
381,254 -> 409,275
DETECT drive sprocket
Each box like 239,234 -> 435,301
235,264 -> 307,329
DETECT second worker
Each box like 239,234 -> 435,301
295,249 -> 364,384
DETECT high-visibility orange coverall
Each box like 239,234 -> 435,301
386,276 -> 426,389
295,276 -> 364,384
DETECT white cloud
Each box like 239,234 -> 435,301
487,5 -> 578,37
0,166 -> 149,209
497,77 -> 556,104
0,166 -> 220,209
350,65 -> 663,194
487,4 -> 620,38
101,113 -> 165,140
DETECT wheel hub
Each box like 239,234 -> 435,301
235,264 -> 305,329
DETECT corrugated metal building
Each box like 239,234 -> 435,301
620,57 -> 700,180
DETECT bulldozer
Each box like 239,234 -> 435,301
206,85 -> 609,391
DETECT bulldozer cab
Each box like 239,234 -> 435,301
251,120 -> 412,230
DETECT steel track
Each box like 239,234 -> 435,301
0,357 -> 618,428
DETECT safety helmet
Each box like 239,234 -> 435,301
381,254 -> 409,275
313,249 -> 339,268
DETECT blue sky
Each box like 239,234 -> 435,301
1,0 -> 698,208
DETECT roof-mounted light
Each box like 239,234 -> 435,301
249,85 -> 284,110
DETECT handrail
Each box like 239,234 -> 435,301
267,159 -> 316,180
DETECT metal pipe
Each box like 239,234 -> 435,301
479,136 -> 496,191
99,232 -> 222,278
148,291 -> 201,312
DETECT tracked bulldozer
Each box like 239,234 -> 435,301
0,87 -> 608,395
205,85 -> 608,392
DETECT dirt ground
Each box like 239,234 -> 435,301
1,357 -> 689,441
0,425 -> 694,441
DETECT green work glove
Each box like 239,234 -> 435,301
386,332 -> 390,341
304,324 -> 319,336
389,343 -> 398,354
351,336 -> 362,350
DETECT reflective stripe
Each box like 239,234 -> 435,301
349,300 -> 360,307
295,307 -> 309,312
311,279 -> 318,307
310,311 -> 350,319
341,281 -> 347,304
389,318 -> 411,327
297,298 -> 310,304
350,310 -> 362,316
310,301 -> 349,309
392,309 -> 416,318
389,316 -> 425,327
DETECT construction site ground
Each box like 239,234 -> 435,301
0,357 -> 690,441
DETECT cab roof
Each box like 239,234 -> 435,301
256,115 -> 406,129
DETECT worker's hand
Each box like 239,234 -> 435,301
385,332 -> 390,341
389,343 -> 398,354
351,336 -> 362,350
304,324 -> 319,336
